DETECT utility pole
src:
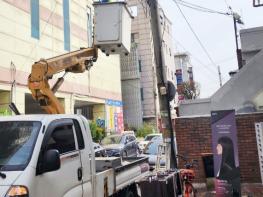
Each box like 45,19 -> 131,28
217,66 -> 222,87
149,0 -> 177,169
231,8 -> 244,70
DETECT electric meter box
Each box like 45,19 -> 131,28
93,2 -> 133,55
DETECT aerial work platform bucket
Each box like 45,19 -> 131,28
93,2 -> 133,56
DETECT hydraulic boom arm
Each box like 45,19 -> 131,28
28,47 -> 98,114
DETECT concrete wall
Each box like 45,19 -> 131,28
240,26 -> 263,51
179,98 -> 211,116
211,49 -> 263,112
240,26 -> 263,64
120,43 -> 143,128
121,79 -> 143,128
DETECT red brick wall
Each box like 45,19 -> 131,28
174,113 -> 263,183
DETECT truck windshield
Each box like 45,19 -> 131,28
101,135 -> 122,145
0,121 -> 41,171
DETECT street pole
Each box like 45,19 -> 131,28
149,0 -> 177,169
217,66 -> 222,87
232,12 -> 243,70
233,15 -> 239,53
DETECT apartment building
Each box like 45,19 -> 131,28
174,53 -> 193,101
121,0 -> 176,129
159,7 -> 177,119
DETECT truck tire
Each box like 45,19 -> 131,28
114,185 -> 138,197
125,190 -> 135,197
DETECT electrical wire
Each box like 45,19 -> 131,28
175,39 -> 229,83
223,0 -> 232,11
174,40 -> 217,74
172,0 -> 219,71
176,0 -> 230,16
174,40 -> 225,84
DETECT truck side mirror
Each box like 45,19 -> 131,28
42,149 -> 61,173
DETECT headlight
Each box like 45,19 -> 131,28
5,186 -> 29,197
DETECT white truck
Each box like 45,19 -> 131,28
0,114 -> 149,197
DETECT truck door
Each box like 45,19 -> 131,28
73,119 -> 93,196
36,119 -> 83,197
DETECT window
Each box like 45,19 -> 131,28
140,88 -> 144,101
87,6 -> 92,47
63,0 -> 70,51
138,60 -> 142,72
131,33 -> 135,43
31,0 -> 40,39
160,15 -> 163,25
73,120 -> 85,150
47,125 -> 76,154
129,6 -> 138,17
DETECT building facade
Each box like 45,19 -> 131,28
124,0 -> 160,128
0,0 -> 124,133
120,43 -> 143,129
174,53 -> 194,102
121,0 -> 176,129
174,53 -> 192,82
157,7 -> 177,119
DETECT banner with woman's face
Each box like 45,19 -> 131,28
211,110 -> 241,197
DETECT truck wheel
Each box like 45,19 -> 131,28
125,190 -> 135,197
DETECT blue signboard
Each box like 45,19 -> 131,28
106,99 -> 123,107
176,69 -> 183,85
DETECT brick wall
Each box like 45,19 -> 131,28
174,112 -> 263,183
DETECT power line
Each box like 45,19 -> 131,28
174,40 -> 217,74
174,40 -> 226,83
172,0 -> 219,70
223,0 -> 231,11
176,0 -> 230,16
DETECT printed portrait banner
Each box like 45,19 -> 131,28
211,110 -> 241,197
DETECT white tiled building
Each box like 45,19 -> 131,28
0,0 -> 124,133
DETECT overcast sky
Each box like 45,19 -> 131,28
159,0 -> 263,98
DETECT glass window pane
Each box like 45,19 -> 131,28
73,120 -> 85,150
47,125 -> 76,154
0,121 -> 41,170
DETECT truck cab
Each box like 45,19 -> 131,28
0,115 -> 149,197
